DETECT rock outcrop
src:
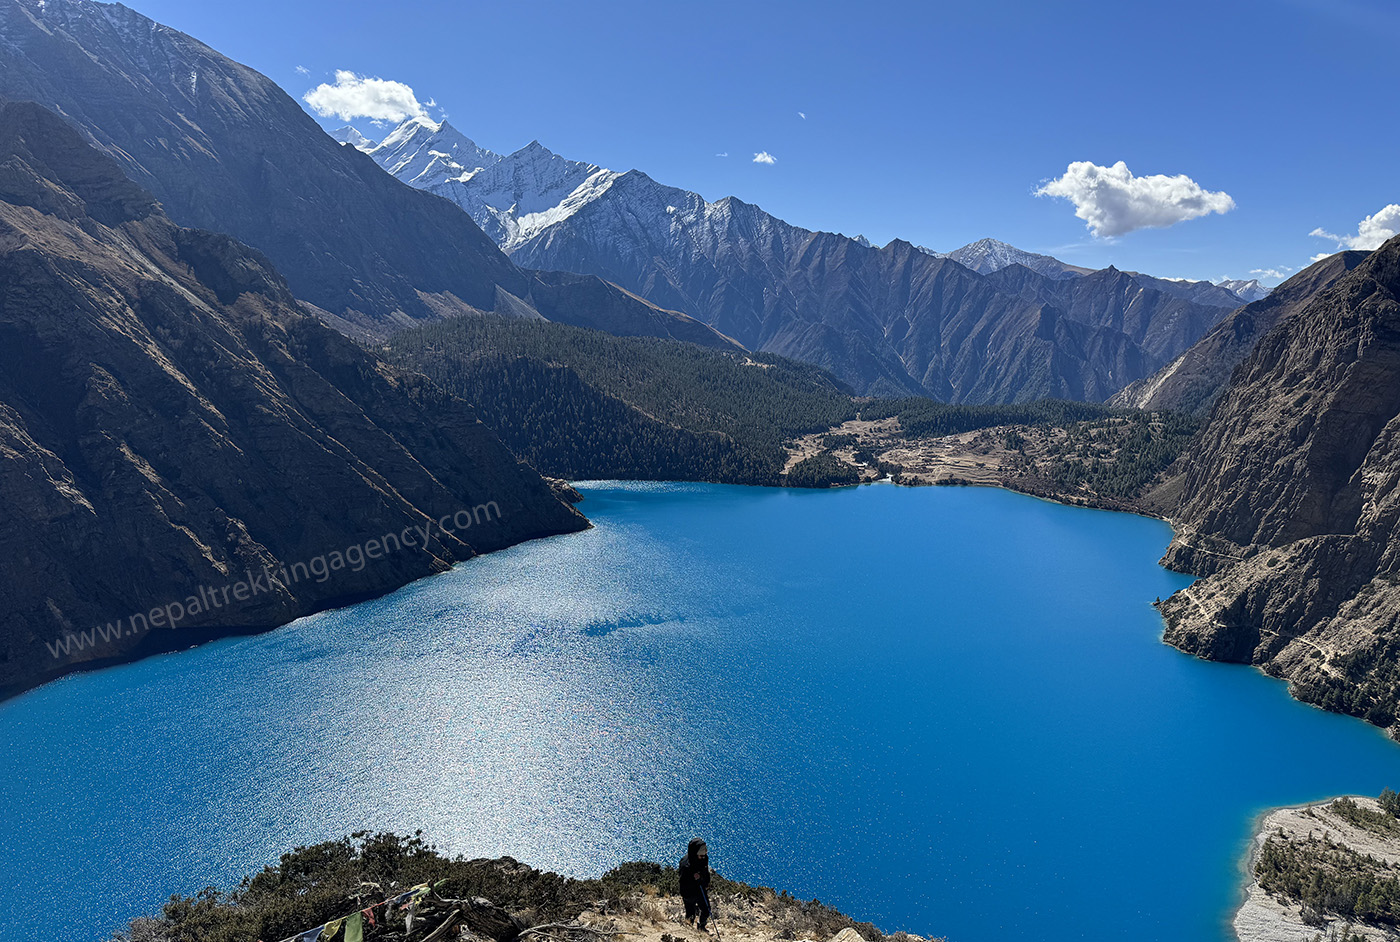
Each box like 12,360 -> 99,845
0,101 -> 587,698
1159,234 -> 1400,729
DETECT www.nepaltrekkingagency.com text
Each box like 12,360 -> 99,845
44,503 -> 503,659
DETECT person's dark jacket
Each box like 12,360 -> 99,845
678,839 -> 710,901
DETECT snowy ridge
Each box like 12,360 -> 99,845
365,117 -> 501,190
356,119 -> 623,249
330,126 -> 373,149
362,120 -> 1116,294
363,117 -> 853,264
1214,278 -> 1271,303
427,141 -> 621,249
920,238 -> 1092,280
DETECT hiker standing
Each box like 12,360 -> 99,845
677,839 -> 711,923
678,838 -> 712,931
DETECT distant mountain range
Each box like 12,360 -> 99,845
0,0 -> 1266,405
349,118 -> 1263,402
0,0 -> 733,349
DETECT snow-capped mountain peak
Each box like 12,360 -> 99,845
330,126 -> 374,150
925,238 -> 1092,280
385,128 -> 622,249
364,116 -> 500,189
1213,278 -> 1271,303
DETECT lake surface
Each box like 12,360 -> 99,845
5,482 -> 1400,942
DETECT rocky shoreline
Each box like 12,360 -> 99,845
1236,796 -> 1400,942
784,415 -> 1185,518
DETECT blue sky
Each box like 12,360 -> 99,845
128,0 -> 1397,285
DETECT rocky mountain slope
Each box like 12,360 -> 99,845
514,216 -> 1232,401
1158,234 -> 1400,730
0,100 -> 586,698
0,0 -> 733,348
982,263 -> 1233,364
1111,252 -> 1368,414
353,118 -> 1241,403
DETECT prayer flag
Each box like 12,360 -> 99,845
345,911 -> 364,942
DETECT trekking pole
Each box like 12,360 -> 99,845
698,884 -> 720,941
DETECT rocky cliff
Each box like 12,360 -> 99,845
0,101 -> 586,698
1159,234 -> 1400,729
0,0 -> 733,348
1111,252 -> 1368,415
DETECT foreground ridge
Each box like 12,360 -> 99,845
121,834 -> 946,942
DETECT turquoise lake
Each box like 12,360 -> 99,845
6,482 -> 1400,941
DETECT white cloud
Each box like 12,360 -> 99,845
1309,203 -> 1400,251
752,151 -> 777,164
303,70 -> 428,123
1249,266 -> 1293,280
1035,160 -> 1236,238
295,65 -> 309,75
716,152 -> 729,158
1311,252 -> 1336,263
798,111 -> 806,120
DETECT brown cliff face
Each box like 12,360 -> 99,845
0,101 -> 587,698
1110,252 -> 1368,415
1159,235 -> 1400,729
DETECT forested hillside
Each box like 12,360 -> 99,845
386,318 -> 1194,496
859,398 -> 1113,438
385,318 -> 858,484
